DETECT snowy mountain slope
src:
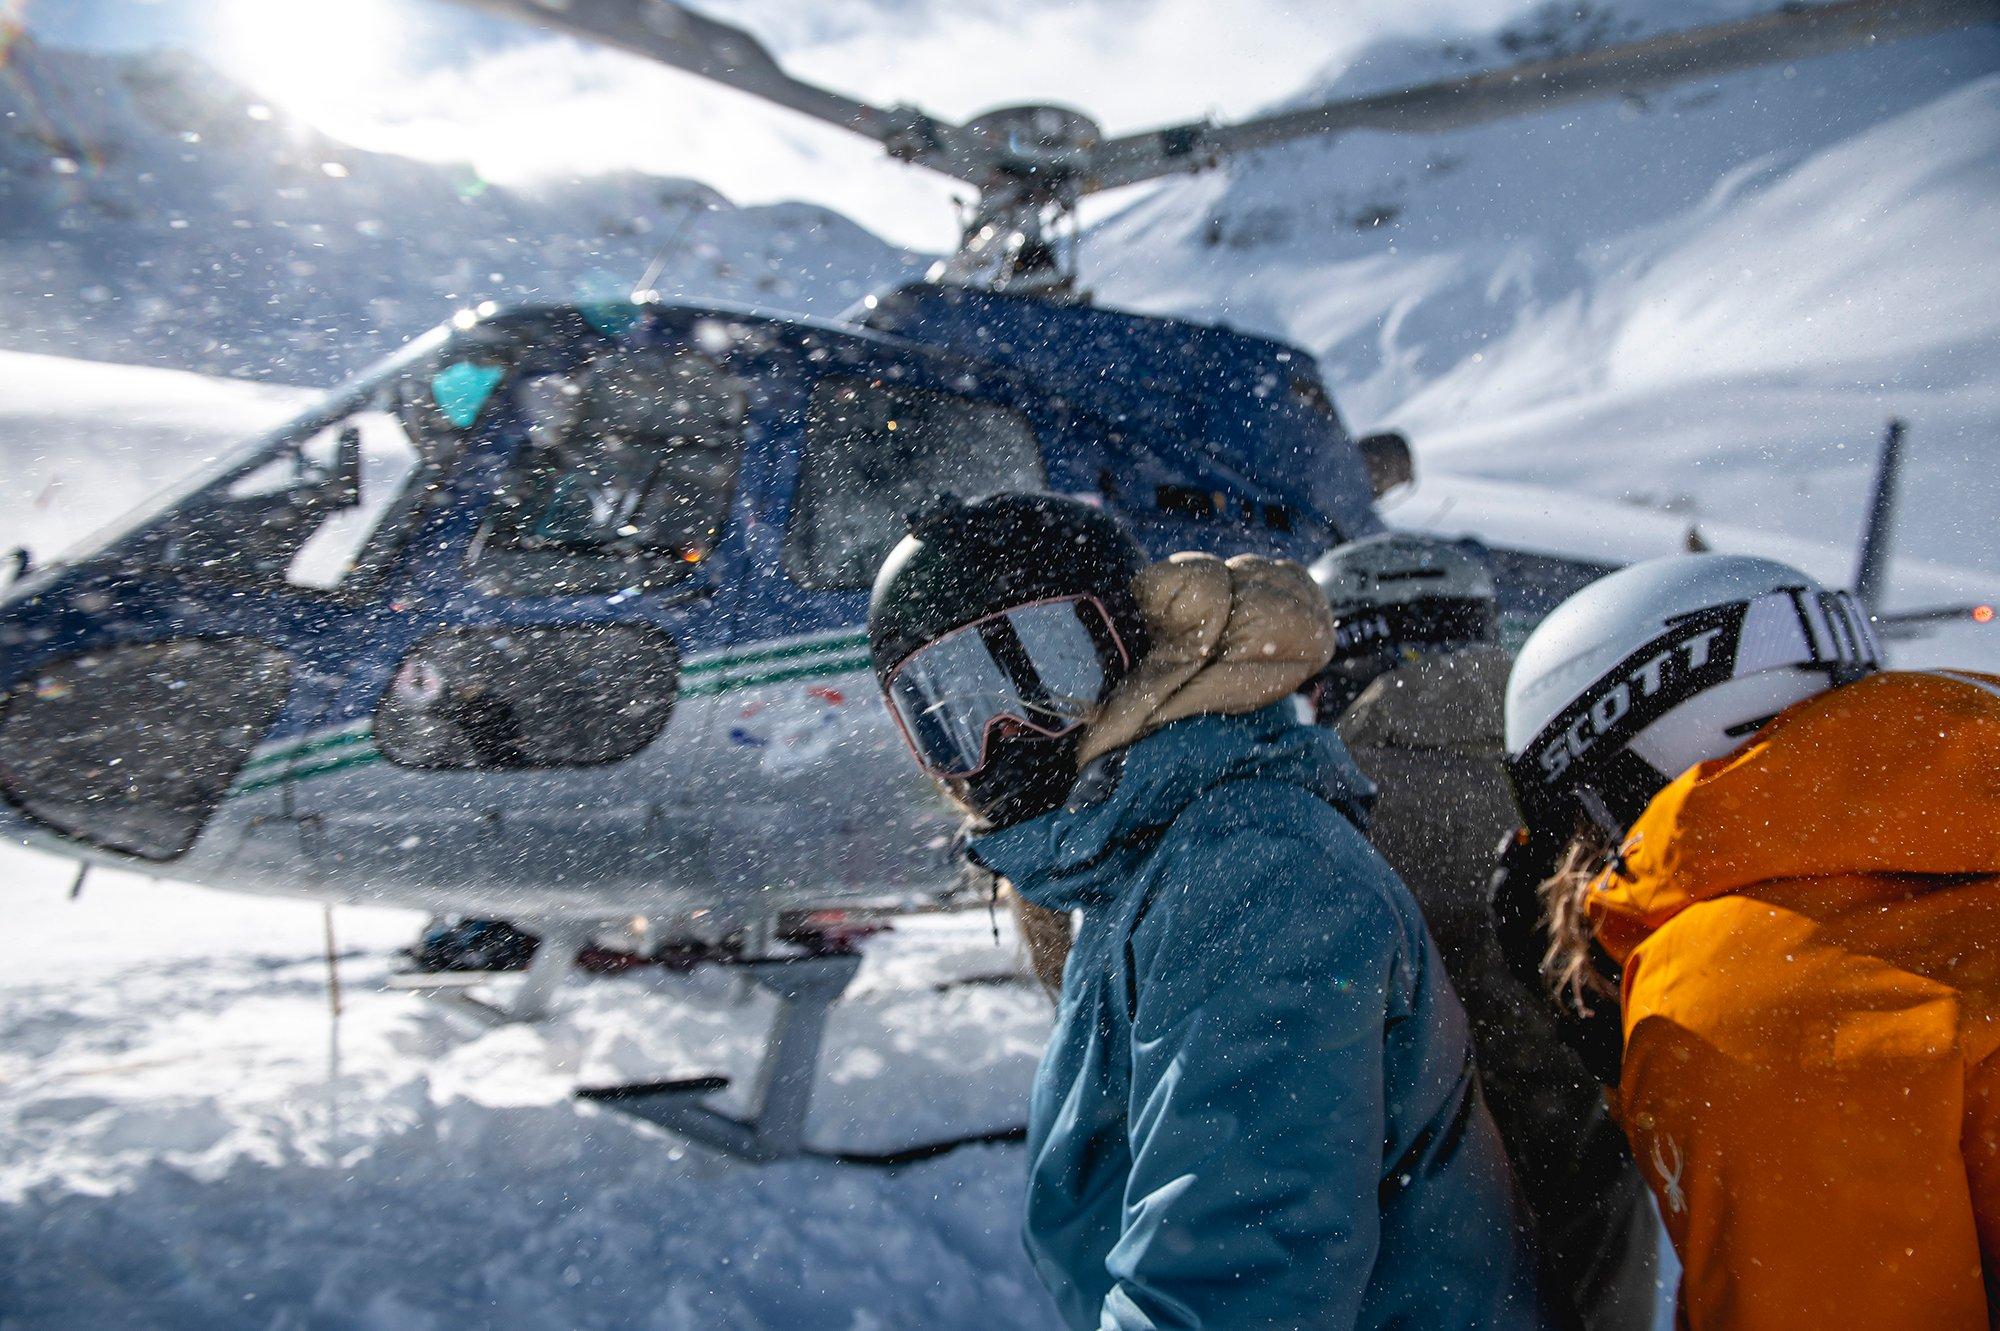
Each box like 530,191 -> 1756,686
0,36 -> 920,382
1401,74 -> 2000,585
1086,3 -> 2000,585
0,349 -> 308,562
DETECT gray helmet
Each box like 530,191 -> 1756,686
1309,534 -> 1497,718
1504,553 -> 1881,836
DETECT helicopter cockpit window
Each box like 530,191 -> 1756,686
785,378 -> 1045,591
140,407 -> 425,592
471,348 -> 746,596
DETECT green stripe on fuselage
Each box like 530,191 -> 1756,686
235,744 -> 384,795
680,652 -> 871,698
241,724 -> 374,774
681,631 -> 867,678
231,638 -> 871,796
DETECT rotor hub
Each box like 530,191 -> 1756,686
962,104 -> 1103,186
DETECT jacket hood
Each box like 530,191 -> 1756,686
1076,552 -> 1336,767
1589,669 -> 2000,960
969,703 -> 1375,913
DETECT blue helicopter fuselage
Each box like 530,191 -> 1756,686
0,286 -> 1385,924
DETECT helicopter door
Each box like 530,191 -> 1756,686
780,375 -> 1051,591
279,344 -> 750,907
705,365 -> 1052,899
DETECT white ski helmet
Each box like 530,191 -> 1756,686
1504,553 -> 1881,835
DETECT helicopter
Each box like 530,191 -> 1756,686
0,0 -> 1992,1163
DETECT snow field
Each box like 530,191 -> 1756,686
0,847 -> 1059,1329
1091,22 -> 2000,584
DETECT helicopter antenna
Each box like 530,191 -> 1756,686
1843,416 -> 1995,639
449,0 -> 1999,299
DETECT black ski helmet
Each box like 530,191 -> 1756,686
869,492 -> 1149,826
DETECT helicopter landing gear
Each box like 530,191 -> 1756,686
577,948 -> 862,1164
574,945 -> 1029,1168
386,919 -> 594,1026
390,915 -> 1030,1166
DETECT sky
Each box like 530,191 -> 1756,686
14,0 -> 1543,248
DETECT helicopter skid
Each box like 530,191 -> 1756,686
387,928 -> 1028,1166
576,949 -> 863,1165
390,924 -> 895,1165
389,919 -> 594,1026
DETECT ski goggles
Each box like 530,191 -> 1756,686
884,595 -> 1130,779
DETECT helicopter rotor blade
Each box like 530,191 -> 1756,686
1083,0 -> 1997,194
448,0 -> 986,182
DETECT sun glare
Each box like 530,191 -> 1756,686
217,0 -> 407,127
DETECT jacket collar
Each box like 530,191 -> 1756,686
969,703 -> 1374,913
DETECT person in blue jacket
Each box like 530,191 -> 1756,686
868,494 -> 1549,1330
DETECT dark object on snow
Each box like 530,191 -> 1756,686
411,918 -> 540,973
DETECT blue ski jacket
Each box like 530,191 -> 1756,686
971,704 -> 1548,1331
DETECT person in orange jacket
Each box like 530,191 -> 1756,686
1498,552 -> 2000,1329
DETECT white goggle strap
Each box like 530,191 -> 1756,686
1732,589 -> 1882,682
1796,588 -> 1883,677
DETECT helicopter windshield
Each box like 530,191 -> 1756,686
470,344 -> 747,595
153,409 -> 424,591
28,327 -> 475,597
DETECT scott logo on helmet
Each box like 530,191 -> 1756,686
1536,627 -> 1726,783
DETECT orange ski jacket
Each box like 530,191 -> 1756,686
1586,668 -> 2000,1330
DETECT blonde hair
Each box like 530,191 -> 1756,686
1537,826 -> 1622,1016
